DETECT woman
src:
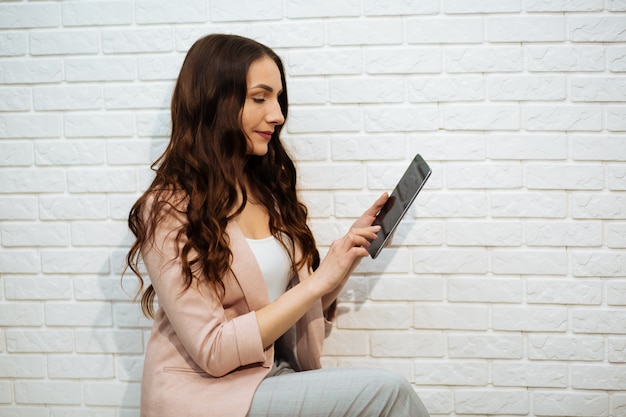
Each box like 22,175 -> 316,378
126,34 -> 430,417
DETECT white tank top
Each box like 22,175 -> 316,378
246,235 -> 292,302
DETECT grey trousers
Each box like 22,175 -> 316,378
247,367 -> 430,417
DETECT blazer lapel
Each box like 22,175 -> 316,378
225,221 -> 270,312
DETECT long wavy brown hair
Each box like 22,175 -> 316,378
125,34 -> 319,318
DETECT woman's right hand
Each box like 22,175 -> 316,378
310,224 -> 380,296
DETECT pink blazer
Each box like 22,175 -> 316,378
139,206 -> 327,417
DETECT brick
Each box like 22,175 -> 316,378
413,361 -> 488,385
608,337 -> 626,362
569,17 -> 626,42
526,0 -> 604,11
455,390 -> 528,415
0,114 -> 61,138
527,279 -> 602,305
64,113 -> 133,138
608,224 -> 626,248
15,381 -> 81,405
609,0 -> 626,10
0,3 -> 59,29
573,136 -> 626,161
35,141 -> 105,166
0,354 -> 45,378
105,83 -> 173,109
2,223 -> 69,247
331,136 -> 406,161
442,104 -> 520,131
370,276 -> 443,301
328,19 -> 402,45
0,32 -> 27,56
609,165 -> 626,190
297,163 -> 363,190
286,79 -> 327,105
489,135 -> 567,160
406,17 -> 483,44
526,46 -> 605,72
62,1 -> 132,26
417,192 -> 488,218
6,329 -> 73,353
0,303 -> 42,326
114,303 -> 156,328
4,275 -> 71,300
0,141 -> 32,166
409,135 -> 486,160
67,169 -> 136,193
330,78 -> 404,104
283,135 -> 329,161
0,59 -> 62,83
0,256 -> 27,287
409,76 -> 484,102
107,139 -> 164,165
526,221 -> 603,247
321,330 -> 369,355
413,305 -> 489,330
493,249 -> 567,275
102,28 -> 173,54
524,105 -> 602,131
0,168 -> 65,193
366,47 -> 441,74
493,306 -> 568,331
413,249 -> 488,274
285,0 -> 360,18
30,31 -> 99,55
608,46 -> 626,72
48,354 -> 114,378
74,329 -> 144,353
489,76 -> 566,101
65,57 -> 136,82
447,46 -> 523,73
445,0 -> 520,13
364,0 -> 438,14
606,281 -> 626,305
365,105 -> 439,132
571,365 -> 626,390
0,197 -> 37,220
448,278 -> 521,303
491,192 -> 567,218
528,335 -> 604,361
526,164 -> 603,190
572,195 -> 626,219
42,250 -> 110,274
34,85 -> 103,111
337,303 -> 411,330
493,362 -> 568,388
117,355 -> 144,382
71,221 -> 132,247
389,221 -> 444,247
288,49 -> 362,76
571,77 -> 626,102
447,221 -> 522,246
287,106 -> 360,133
0,382 -> 10,404
75,276 -> 140,301
534,392 -> 608,417
135,0 -> 206,24
84,381 -> 141,407
137,55 -> 185,81
39,196 -> 108,220
0,87 -> 31,111
446,163 -> 522,188
487,16 -> 565,42
573,309 -> 626,334
246,23 -> 325,48
371,331 -> 444,358
45,302 -> 112,327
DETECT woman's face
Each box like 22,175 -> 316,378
241,56 -> 285,156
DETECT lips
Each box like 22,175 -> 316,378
256,131 -> 272,141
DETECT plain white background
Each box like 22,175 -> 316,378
1,0 -> 626,416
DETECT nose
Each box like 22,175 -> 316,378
268,99 -> 285,125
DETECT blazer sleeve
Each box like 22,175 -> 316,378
141,203 -> 267,377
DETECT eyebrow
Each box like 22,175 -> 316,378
250,84 -> 283,95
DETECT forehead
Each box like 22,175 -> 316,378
246,56 -> 283,90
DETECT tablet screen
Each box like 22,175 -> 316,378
368,154 -> 432,259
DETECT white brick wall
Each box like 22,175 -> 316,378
0,1 -> 624,416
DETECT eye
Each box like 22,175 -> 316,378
252,97 -> 266,104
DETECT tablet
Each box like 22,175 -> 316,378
368,154 -> 432,259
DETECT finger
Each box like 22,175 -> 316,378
363,192 -> 389,217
